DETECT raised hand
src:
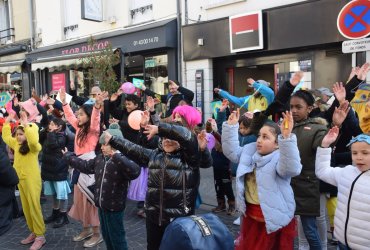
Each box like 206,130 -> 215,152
247,78 -> 255,87
143,125 -> 158,140
197,130 -> 208,151
290,71 -> 304,86
59,87 -> 67,104
321,126 -> 339,148
332,82 -> 346,104
42,94 -> 48,102
140,110 -> 150,128
280,111 -> 294,139
227,108 -> 240,125
219,99 -> 229,112
70,80 -> 75,90
332,100 -> 350,127
61,147 -> 69,155
348,66 -> 359,82
357,62 -> 370,80
19,111 -> 28,125
95,92 -> 104,107
5,112 -> 15,123
46,97 -> 55,105
110,89 -> 123,102
214,88 -> 221,93
146,96 -> 155,111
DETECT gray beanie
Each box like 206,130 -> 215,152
99,123 -> 123,144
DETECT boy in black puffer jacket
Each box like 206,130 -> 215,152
40,117 -> 70,228
63,123 -> 141,250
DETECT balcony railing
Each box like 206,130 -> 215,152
0,27 -> 15,44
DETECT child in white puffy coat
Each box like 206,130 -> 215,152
316,128 -> 370,250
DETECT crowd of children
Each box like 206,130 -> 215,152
0,63 -> 370,250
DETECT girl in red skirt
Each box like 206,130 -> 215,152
222,110 -> 302,250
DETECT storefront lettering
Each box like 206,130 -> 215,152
61,40 -> 110,55
133,37 -> 159,46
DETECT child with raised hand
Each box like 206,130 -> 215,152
222,109 -> 302,250
2,112 -> 46,250
316,129 -> 370,250
60,87 -> 103,247
62,123 -> 141,250
104,121 -> 212,250
41,117 -> 70,228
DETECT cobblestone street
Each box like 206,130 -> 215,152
0,168 -> 337,250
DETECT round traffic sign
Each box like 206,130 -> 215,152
337,0 -> 370,39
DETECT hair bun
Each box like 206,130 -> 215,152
109,123 -> 120,130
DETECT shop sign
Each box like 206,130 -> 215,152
133,36 -> 159,47
51,73 -> 66,91
342,37 -> 370,53
61,40 -> 110,55
229,10 -> 263,53
337,0 -> 370,39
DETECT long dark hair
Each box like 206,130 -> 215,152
16,126 -> 30,155
76,104 -> 93,147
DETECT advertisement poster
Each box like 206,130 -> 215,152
52,73 -> 66,91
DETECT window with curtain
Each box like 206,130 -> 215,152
130,0 -> 153,25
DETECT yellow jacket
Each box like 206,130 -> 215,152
2,123 -> 42,180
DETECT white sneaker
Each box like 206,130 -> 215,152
233,217 -> 240,225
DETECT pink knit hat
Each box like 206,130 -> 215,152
20,99 -> 40,122
172,105 -> 202,129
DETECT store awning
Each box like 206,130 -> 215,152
0,60 -> 24,74
31,56 -> 84,71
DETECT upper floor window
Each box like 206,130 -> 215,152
64,0 -> 80,39
0,0 -> 12,45
130,0 -> 153,25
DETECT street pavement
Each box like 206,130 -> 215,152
0,167 -> 337,250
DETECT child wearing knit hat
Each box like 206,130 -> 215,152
62,123 -> 141,250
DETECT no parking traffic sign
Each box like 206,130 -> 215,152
337,0 -> 370,39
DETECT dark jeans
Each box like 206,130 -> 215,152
300,215 -> 322,250
213,169 -> 235,201
146,219 -> 169,250
338,242 -> 351,250
98,209 -> 128,250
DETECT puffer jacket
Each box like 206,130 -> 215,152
64,152 -> 141,211
316,147 -> 370,250
109,122 -> 213,225
291,118 -> 327,216
222,122 -> 302,233
41,131 -> 68,181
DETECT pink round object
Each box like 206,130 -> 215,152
128,110 -> 144,130
206,133 -> 216,150
120,82 -> 136,94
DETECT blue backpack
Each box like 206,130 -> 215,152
159,213 -> 234,250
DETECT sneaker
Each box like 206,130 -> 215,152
29,237 -> 46,250
233,217 -> 241,226
83,235 -> 103,248
21,233 -> 36,245
227,206 -> 236,215
212,205 -> 226,213
72,229 -> 93,242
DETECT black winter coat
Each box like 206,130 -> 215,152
64,152 -> 140,211
109,123 -> 213,225
41,131 -> 68,181
0,137 -> 19,236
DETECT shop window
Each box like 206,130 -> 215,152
289,60 -> 312,90
130,0 -> 153,25
145,55 -> 168,114
0,0 -> 12,45
64,0 -> 80,40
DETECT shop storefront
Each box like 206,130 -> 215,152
26,18 -> 178,98
183,0 -> 354,116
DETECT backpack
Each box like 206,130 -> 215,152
159,213 -> 234,250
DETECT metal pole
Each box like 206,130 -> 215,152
176,0 -> 182,82
28,0 -> 34,50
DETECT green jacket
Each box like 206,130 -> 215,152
291,118 -> 327,216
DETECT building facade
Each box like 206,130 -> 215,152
182,0 -> 359,118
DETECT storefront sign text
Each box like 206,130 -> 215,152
61,40 -> 110,55
133,37 -> 159,47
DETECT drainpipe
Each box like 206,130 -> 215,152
176,0 -> 182,83
28,0 -> 34,50
7,0 -> 14,42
